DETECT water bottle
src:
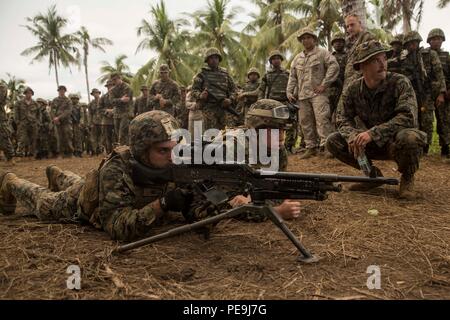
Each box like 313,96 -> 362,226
357,153 -> 372,177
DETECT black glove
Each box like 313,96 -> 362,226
159,188 -> 193,213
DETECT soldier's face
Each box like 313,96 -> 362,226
207,56 -> 220,68
361,53 -> 387,82
58,90 -> 66,97
429,37 -> 443,50
332,40 -> 345,52
112,77 -> 121,85
248,74 -> 259,82
301,35 -> 316,50
160,71 -> 169,81
25,91 -> 33,99
271,57 -> 282,68
142,89 -> 148,97
93,93 -> 100,99
406,41 -> 420,51
392,43 -> 402,52
146,140 -> 177,168
345,16 -> 362,37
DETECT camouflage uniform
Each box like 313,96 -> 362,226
0,111 -> 188,241
88,89 -> 103,155
287,28 -> 339,152
14,90 -> 39,157
191,48 -> 238,131
176,86 -> 189,129
329,33 -> 348,122
99,84 -> 115,154
133,86 -> 150,116
110,78 -> 133,145
427,28 -> 450,154
69,95 -> 84,157
327,42 -> 426,189
344,30 -> 375,88
235,68 -> 261,126
36,98 -> 52,159
396,32 -> 447,149
387,34 -> 405,74
0,83 -> 15,161
51,87 -> 74,157
149,65 -> 181,117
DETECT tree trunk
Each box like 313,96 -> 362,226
341,0 -> 367,29
84,53 -> 91,103
54,51 -> 60,88
401,2 -> 412,33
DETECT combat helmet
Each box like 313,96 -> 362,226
403,31 -> 423,45
268,50 -> 285,63
245,99 -> 290,129
69,93 -> 81,100
204,48 -> 223,63
331,33 -> 346,45
129,111 -> 180,163
427,28 -> 446,43
390,34 -> 404,46
36,98 -> 48,105
297,27 -> 318,41
247,67 -> 260,78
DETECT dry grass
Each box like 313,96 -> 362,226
0,154 -> 449,300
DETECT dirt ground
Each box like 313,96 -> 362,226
0,154 -> 449,300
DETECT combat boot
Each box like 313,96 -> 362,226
347,166 -> 385,192
399,174 -> 416,200
0,172 -> 17,215
46,165 -> 62,192
299,148 -> 318,160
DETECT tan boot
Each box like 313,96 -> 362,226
399,174 -> 416,200
0,172 -> 17,215
347,167 -> 385,191
299,148 -> 318,160
46,165 -> 63,192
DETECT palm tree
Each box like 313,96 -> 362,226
187,0 -> 250,82
0,73 -> 26,110
21,4 -> 79,88
382,0 -> 424,33
75,26 -> 113,102
135,0 -> 200,91
98,54 -> 133,84
438,0 -> 450,8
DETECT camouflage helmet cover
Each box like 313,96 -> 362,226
36,98 -> 48,105
247,67 -> 260,78
69,93 -> 81,100
245,99 -> 290,129
297,27 -> 318,41
404,31 -> 423,45
129,110 -> 180,163
331,33 -> 346,45
353,40 -> 389,71
390,34 -> 404,46
268,50 -> 285,62
24,87 -> 34,95
159,64 -> 170,72
427,28 -> 446,43
204,48 -> 223,63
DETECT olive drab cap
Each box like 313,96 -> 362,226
268,50 -> 285,62
390,34 -> 404,46
57,85 -> 67,92
403,31 -> 423,45
105,80 -> 113,87
331,33 -> 346,45
297,27 -> 318,41
245,99 -> 290,129
427,28 -> 446,43
90,88 -> 101,95
204,48 -> 223,63
36,98 -> 47,105
247,67 -> 260,78
353,40 -> 389,71
159,64 -> 170,72
129,111 -> 180,163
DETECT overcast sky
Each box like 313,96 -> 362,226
0,0 -> 449,101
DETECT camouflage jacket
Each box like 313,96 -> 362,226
387,50 -> 403,74
51,96 -> 73,125
38,106 -> 52,131
110,82 -> 133,118
149,79 -> 181,114
333,51 -> 348,85
191,66 -> 238,109
344,31 -> 375,86
99,92 -> 114,126
0,84 -> 7,121
88,99 -> 102,125
429,48 -> 450,91
257,67 -> 290,102
287,47 -> 340,100
134,95 -> 150,116
14,98 -> 39,123
421,48 -> 447,100
97,146 -> 170,241
240,80 -> 261,105
336,72 -> 417,147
